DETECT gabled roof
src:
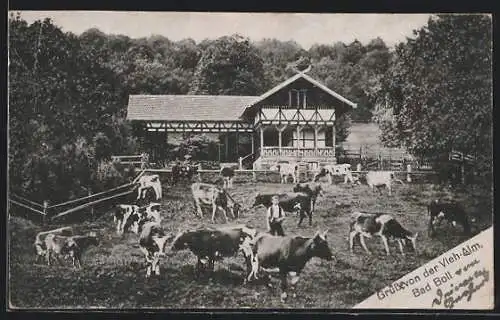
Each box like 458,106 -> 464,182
127,95 -> 258,121
126,72 -> 357,122
248,72 -> 357,108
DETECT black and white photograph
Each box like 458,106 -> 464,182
7,12 -> 493,309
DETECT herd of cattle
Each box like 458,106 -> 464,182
31,162 -> 477,301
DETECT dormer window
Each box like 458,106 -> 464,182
289,89 -> 307,108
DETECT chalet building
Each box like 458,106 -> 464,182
126,71 -> 357,170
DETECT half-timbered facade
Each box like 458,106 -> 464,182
127,71 -> 357,169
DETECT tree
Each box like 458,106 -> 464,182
189,35 -> 267,95
373,15 -> 492,180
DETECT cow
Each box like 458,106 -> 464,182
137,174 -> 162,200
252,192 -> 314,227
45,231 -> 99,268
349,211 -> 418,256
191,182 -> 241,223
240,230 -> 335,301
126,202 -> 163,235
427,199 -> 474,236
170,225 -> 258,278
33,227 -> 73,264
313,164 -> 354,184
364,171 -> 404,196
114,204 -> 139,235
138,222 -> 174,278
292,183 -> 323,212
171,163 -> 200,185
220,166 -> 235,189
270,162 -> 298,184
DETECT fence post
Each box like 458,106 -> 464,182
42,200 -> 48,225
407,164 -> 412,183
239,157 -> 243,170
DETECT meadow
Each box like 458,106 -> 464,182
8,178 -> 492,309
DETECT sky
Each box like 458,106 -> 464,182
14,11 -> 434,49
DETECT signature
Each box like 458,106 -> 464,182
431,268 -> 489,309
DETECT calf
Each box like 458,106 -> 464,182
364,171 -> 404,196
428,200 -> 474,236
137,174 -> 162,200
293,183 -> 323,212
220,166 -> 235,189
191,182 -> 241,223
44,231 -> 99,268
114,204 -> 139,235
34,227 -> 73,264
170,225 -> 258,278
349,211 -> 418,256
252,192 -> 313,226
138,222 -> 173,277
64,232 -> 100,268
313,164 -> 354,184
270,162 -> 298,184
246,230 -> 334,301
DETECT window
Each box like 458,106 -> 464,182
289,89 -> 307,108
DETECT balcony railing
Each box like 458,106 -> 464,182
260,147 -> 335,158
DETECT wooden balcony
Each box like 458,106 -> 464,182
259,147 -> 335,158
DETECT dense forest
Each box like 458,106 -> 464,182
8,13 -> 492,204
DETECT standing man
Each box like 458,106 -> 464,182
266,195 -> 286,236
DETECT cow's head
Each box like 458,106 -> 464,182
310,230 -> 334,261
251,193 -> 264,208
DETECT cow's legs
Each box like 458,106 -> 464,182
328,174 -> 332,185
46,250 -> 51,266
397,239 -> 405,256
380,235 -> 391,255
136,186 -> 143,200
388,184 -> 392,196
154,257 -> 161,276
349,231 -> 358,253
288,271 -> 300,298
359,234 -> 372,255
194,198 -> 203,217
297,210 -> 305,227
279,270 -> 288,302
308,210 -> 313,226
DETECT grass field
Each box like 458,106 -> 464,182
8,180 -> 492,309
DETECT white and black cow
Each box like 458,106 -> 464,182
270,162 -> 298,184
34,227 -> 74,264
428,199 -> 475,236
220,166 -> 236,189
138,222 -> 174,278
313,164 -> 354,184
137,174 -> 162,200
349,211 -> 418,256
191,182 -> 242,223
44,231 -> 99,268
114,204 -> 139,235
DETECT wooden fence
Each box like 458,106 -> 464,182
8,171 -> 146,224
111,154 -> 148,170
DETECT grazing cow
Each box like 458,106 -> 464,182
171,163 -> 199,185
220,166 -> 235,189
191,182 -> 241,223
45,231 -> 99,268
34,227 -> 73,264
313,164 -> 354,184
364,171 -> 404,196
349,212 -> 418,256
64,232 -> 100,268
270,162 -> 298,184
114,204 -> 139,235
126,202 -> 163,235
428,199 -> 474,236
252,192 -> 313,227
293,183 -> 323,212
241,230 -> 335,301
138,222 -> 174,278
170,225 -> 258,278
137,174 -> 162,200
